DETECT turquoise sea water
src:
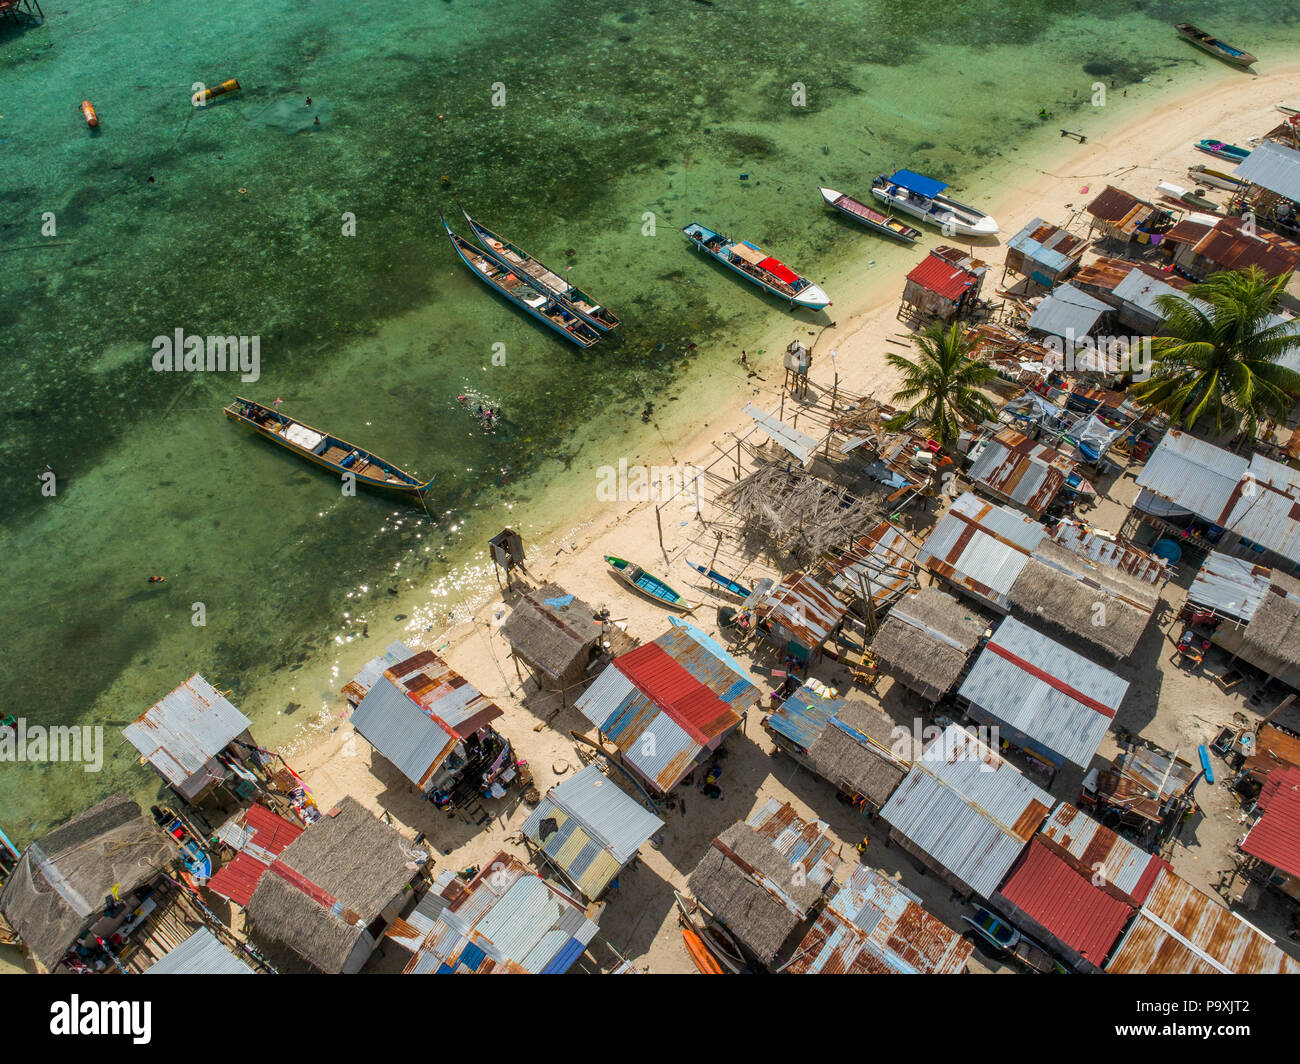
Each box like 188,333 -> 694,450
1,0 -> 1298,841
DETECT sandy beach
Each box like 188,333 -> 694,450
6,60 -> 1298,978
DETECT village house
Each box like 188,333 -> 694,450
500,583 -> 609,695
385,851 -> 599,973
520,763 -> 664,902
687,799 -> 841,970
869,587 -> 990,703
242,796 -> 428,974
1002,217 -> 1087,290
575,624 -> 760,795
880,725 -> 1053,899
764,687 -> 914,812
898,245 -> 987,323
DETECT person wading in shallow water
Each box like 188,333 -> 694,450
148,575 -> 166,584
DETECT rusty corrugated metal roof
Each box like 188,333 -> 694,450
1106,867 -> 1300,974
123,674 -> 252,790
967,428 -> 1074,516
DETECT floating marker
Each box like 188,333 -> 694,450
192,78 -> 241,106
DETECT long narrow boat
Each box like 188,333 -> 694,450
1156,181 -> 1219,212
682,223 -> 830,310
1194,139 -> 1250,163
1175,23 -> 1256,68
442,214 -> 601,348
818,186 -> 921,244
224,397 -> 431,496
605,555 -> 698,610
682,926 -> 725,974
686,559 -> 752,597
870,169 -> 999,236
457,203 -> 619,333
1186,164 -> 1249,192
1278,104 -> 1300,118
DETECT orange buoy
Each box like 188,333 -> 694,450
191,78 -> 241,106
80,100 -> 98,127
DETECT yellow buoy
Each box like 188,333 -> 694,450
192,78 -> 241,106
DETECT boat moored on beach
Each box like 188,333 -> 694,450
1186,163 -> 1249,192
605,555 -> 698,610
224,397 -> 432,496
682,222 -> 831,310
818,186 -> 922,244
870,170 -> 999,237
1175,23 -> 1257,68
1194,139 -> 1250,163
458,202 -> 620,332
443,214 -> 602,348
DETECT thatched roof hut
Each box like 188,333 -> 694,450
871,588 -> 990,701
688,818 -> 825,967
1008,539 -> 1158,658
500,583 -> 604,690
245,796 -> 424,973
805,699 -> 913,804
0,793 -> 172,972
1239,572 -> 1300,679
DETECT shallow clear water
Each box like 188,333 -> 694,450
1,0 -> 1296,839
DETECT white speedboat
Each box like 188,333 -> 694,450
870,170 -> 999,237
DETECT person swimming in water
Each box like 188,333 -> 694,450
148,575 -> 166,584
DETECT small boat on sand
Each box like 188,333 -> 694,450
818,186 -> 921,244
1186,164 -> 1248,192
682,222 -> 831,310
605,555 -> 698,610
224,397 -> 431,496
687,559 -> 752,597
1194,139 -> 1250,163
1175,23 -> 1256,68
442,214 -> 602,348
1278,104 -> 1300,118
458,202 -> 620,333
1156,181 -> 1218,212
682,925 -> 725,974
870,169 -> 999,237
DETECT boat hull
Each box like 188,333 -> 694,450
605,555 -> 696,609
444,217 -> 601,348
818,186 -> 921,244
224,400 -> 430,496
461,207 -> 620,332
1194,140 -> 1250,163
1187,165 -> 1247,192
869,185 -> 999,237
682,223 -> 830,310
1176,23 -> 1256,67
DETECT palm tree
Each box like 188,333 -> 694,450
1129,267 -> 1300,440
885,321 -> 997,448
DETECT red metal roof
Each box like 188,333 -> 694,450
241,803 -> 304,857
616,641 -> 734,745
906,252 -> 979,301
996,837 -> 1134,964
206,852 -> 271,908
1241,765 -> 1300,878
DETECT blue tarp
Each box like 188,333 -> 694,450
890,170 -> 948,198
543,594 -> 575,608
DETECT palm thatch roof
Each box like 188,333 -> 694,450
500,583 -> 603,681
806,699 -> 913,802
0,793 -> 172,971
1008,540 -> 1158,658
1241,572 -> 1300,670
245,796 -> 422,973
718,463 -> 886,563
687,821 -> 823,966
872,588 -> 991,701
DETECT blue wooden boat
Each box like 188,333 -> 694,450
224,398 -> 432,496
687,559 -> 752,597
605,555 -> 698,610
458,202 -> 619,332
682,222 -> 831,310
1194,139 -> 1250,163
443,214 -> 601,348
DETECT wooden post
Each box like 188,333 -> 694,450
1260,693 -> 1296,727
655,504 -> 668,564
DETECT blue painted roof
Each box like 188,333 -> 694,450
766,685 -> 835,749
891,170 -> 948,198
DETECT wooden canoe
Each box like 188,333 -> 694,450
681,925 -> 725,974
224,397 -> 431,496
1194,139 -> 1250,163
458,202 -> 619,332
605,555 -> 697,610
442,213 -> 602,348
1175,23 -> 1256,68
818,186 -> 922,244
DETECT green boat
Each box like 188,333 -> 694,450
604,556 -> 698,610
